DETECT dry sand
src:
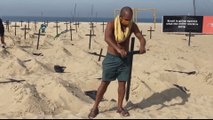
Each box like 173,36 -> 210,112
0,21 -> 213,119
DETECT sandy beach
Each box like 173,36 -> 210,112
0,21 -> 213,119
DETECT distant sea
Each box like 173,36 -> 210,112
0,16 -> 161,23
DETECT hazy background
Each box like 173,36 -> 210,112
0,0 -> 213,19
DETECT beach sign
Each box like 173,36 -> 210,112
163,16 -> 203,33
163,16 -> 213,34
202,16 -> 213,34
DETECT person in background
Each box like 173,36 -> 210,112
40,23 -> 47,33
0,18 -> 6,48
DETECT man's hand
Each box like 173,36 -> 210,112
117,48 -> 127,57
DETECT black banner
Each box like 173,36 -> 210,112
163,16 -> 203,33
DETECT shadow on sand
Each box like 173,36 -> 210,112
125,87 -> 191,111
101,87 -> 190,113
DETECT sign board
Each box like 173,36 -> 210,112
163,16 -> 203,33
202,16 -> 213,34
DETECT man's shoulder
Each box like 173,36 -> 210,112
131,22 -> 139,29
106,21 -> 114,28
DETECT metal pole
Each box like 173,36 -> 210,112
193,0 -> 196,16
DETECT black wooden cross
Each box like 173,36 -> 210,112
54,21 -> 60,36
11,22 -> 20,36
27,21 -> 30,29
125,37 -> 142,101
20,20 -> 24,27
147,26 -> 155,39
64,22 -> 69,31
34,29 -> 45,50
87,49 -> 106,61
73,22 -> 79,32
100,22 -> 106,33
69,21 -> 75,41
34,21 -> 37,30
85,30 -> 96,49
5,20 -> 10,32
90,22 -> 96,35
77,21 -> 80,28
98,48 -> 103,61
21,25 -> 30,39
185,32 -> 195,46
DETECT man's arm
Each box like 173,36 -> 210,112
133,23 -> 146,54
104,21 -> 127,57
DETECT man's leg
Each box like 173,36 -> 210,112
117,81 -> 130,117
1,36 -> 5,44
88,81 -> 110,118
93,81 -> 110,109
117,81 -> 126,109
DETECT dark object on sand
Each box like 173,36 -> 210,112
165,69 -> 196,75
85,90 -> 97,100
0,78 -> 25,84
84,90 -> 105,101
173,84 -> 190,93
54,65 -> 66,73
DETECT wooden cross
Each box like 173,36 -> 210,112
85,29 -> 96,49
27,21 -> 30,29
20,20 -> 24,27
34,21 -> 37,30
77,21 -> 80,28
5,20 -> 10,32
54,21 -> 60,36
147,26 -> 155,39
100,22 -> 106,33
34,29 -> 45,50
87,49 -> 106,61
11,22 -> 20,36
126,37 -> 141,101
73,22 -> 79,32
90,22 -> 96,35
69,21 -> 75,41
21,25 -> 30,39
98,48 -> 103,61
64,22 -> 69,31
185,32 -> 195,46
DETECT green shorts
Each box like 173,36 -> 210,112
102,53 -> 130,81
